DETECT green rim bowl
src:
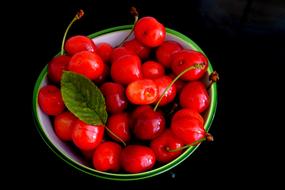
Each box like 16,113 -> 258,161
32,25 -> 217,181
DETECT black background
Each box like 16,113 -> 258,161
7,0 -> 284,188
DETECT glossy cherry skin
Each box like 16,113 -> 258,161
130,105 -> 152,128
38,85 -> 65,116
92,141 -> 122,172
169,74 -> 186,94
65,35 -> 96,55
48,55 -> 70,83
134,16 -> 166,47
120,145 -> 156,173
142,61 -> 165,79
156,41 -> 183,68
110,47 -> 136,64
123,39 -> 150,60
180,81 -> 210,113
150,129 -> 184,163
93,64 -> 109,84
68,51 -> 105,80
107,113 -> 130,143
54,112 -> 77,141
126,79 -> 158,105
172,108 -> 204,126
72,120 -> 105,150
171,110 -> 205,145
154,76 -> 177,106
171,49 -> 208,81
111,54 -> 142,85
100,82 -> 127,114
133,109 -> 165,140
96,42 -> 113,63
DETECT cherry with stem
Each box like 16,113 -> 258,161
105,127 -> 126,147
118,6 -> 139,46
166,133 -> 214,152
153,62 -> 206,111
61,9 -> 84,55
153,62 -> 213,152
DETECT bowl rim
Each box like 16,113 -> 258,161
32,25 -> 218,181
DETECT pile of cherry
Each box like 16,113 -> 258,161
38,15 -> 213,174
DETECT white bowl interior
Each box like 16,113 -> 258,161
37,29 -> 212,167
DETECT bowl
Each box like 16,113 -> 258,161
32,25 -> 217,181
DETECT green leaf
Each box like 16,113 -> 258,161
61,71 -> 108,125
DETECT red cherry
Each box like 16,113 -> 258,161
68,51 -> 105,80
96,42 -> 113,63
92,141 -> 122,172
150,129 -> 184,163
180,81 -> 210,113
110,47 -> 136,64
126,79 -> 158,105
171,49 -> 208,81
142,61 -> 165,79
72,119 -> 105,150
38,85 -> 65,116
154,76 -> 177,106
171,110 -> 205,145
131,105 -> 152,119
123,39 -> 150,60
169,74 -> 186,94
54,112 -> 77,141
156,41 -> 183,67
48,55 -> 71,83
133,109 -> 165,140
65,35 -> 96,55
172,108 -> 204,126
111,54 -> 142,85
100,82 -> 127,114
130,105 -> 152,128
120,145 -> 156,173
107,113 -> 130,143
134,16 -> 166,47
171,118 -> 205,145
93,64 -> 109,84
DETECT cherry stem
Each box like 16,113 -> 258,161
153,62 -> 206,111
60,9 -> 84,55
118,6 -> 139,47
166,138 -> 206,152
207,71 -> 219,90
166,133 -> 213,152
105,126 -> 126,147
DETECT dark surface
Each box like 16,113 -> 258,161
7,0 -> 284,188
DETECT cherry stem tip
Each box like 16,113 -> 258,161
60,9 -> 85,55
167,133 -> 213,152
